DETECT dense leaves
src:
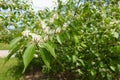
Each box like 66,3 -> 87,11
2,0 -> 120,79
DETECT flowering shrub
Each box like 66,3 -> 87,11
6,11 -> 71,73
2,0 -> 120,79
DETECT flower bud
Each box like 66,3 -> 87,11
50,18 -> 54,23
22,30 -> 30,37
44,27 -> 50,34
41,21 -> 47,29
44,35 -> 49,41
56,27 -> 61,33
53,13 -> 58,19
30,33 -> 42,43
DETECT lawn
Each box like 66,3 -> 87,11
0,43 -> 9,50
0,58 -> 23,80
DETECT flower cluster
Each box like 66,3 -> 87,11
50,13 -> 59,23
22,13 -> 71,44
29,33 -> 43,43
41,20 -> 70,35
22,30 -> 48,43
22,30 -> 30,37
110,20 -> 120,25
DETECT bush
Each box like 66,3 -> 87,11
4,0 -> 120,80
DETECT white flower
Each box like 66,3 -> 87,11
44,27 -> 50,34
67,21 -> 70,24
49,30 -> 55,35
63,23 -> 68,28
93,5 -> 96,9
111,29 -> 119,39
62,27 -> 66,31
53,13 -> 58,19
110,20 -> 120,25
56,27 -> 61,33
49,13 -> 58,23
44,35 -> 49,41
52,30 -> 55,34
50,18 -> 54,23
30,33 -> 42,43
22,30 -> 30,37
63,21 -> 70,28
34,54 -> 38,58
62,21 -> 70,31
41,21 -> 47,29
113,32 -> 119,39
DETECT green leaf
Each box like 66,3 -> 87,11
39,48 -> 50,70
22,43 -> 36,73
90,69 -> 96,76
81,42 -> 87,47
110,66 -> 115,71
76,69 -> 83,75
74,35 -> 79,44
10,37 -> 22,49
41,43 -> 56,59
117,64 -> 120,72
56,35 -> 62,44
113,46 -> 120,54
65,31 -> 70,39
5,43 -> 22,63
72,55 -> 77,63
78,59 -> 85,66
116,46 -> 120,53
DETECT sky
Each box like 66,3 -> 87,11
32,0 -> 58,10
31,0 -> 67,10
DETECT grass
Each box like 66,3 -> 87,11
0,43 -> 9,50
0,58 -> 24,80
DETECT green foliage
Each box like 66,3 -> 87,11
2,0 -> 120,79
23,43 -> 36,73
9,37 -> 22,49
40,43 -> 56,59
39,48 -> 50,70
5,37 -> 23,62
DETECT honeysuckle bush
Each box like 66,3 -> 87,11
2,0 -> 120,79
